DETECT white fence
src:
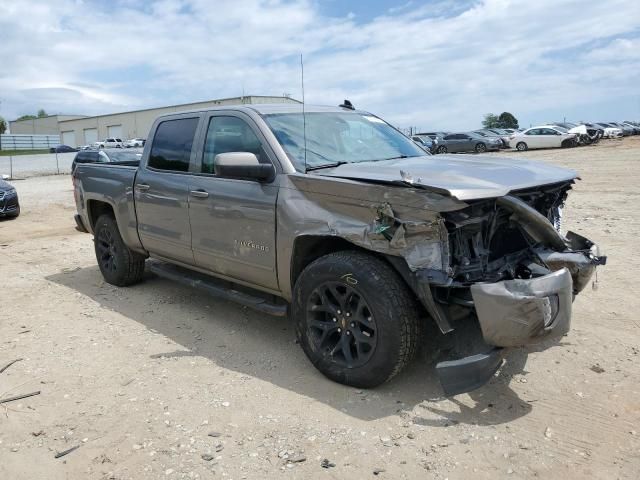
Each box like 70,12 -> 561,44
0,152 -> 76,178
0,134 -> 60,151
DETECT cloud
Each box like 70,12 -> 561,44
0,0 -> 638,129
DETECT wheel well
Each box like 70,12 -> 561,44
290,236 -> 370,287
87,200 -> 114,229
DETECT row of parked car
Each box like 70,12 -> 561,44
411,120 -> 640,154
49,137 -> 146,153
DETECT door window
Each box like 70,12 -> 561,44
201,116 -> 266,174
148,117 -> 199,172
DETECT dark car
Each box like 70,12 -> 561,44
50,145 -> 79,153
438,132 -> 503,153
71,148 -> 143,173
0,178 -> 20,218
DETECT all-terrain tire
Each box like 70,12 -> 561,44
94,214 -> 146,286
293,251 -> 420,388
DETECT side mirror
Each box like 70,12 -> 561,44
214,152 -> 274,181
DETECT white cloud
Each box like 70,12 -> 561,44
0,0 -> 638,129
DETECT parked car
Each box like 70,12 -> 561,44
438,132 -> 502,153
552,122 -> 602,145
590,123 -> 623,138
49,145 -> 79,153
72,103 -> 605,395
0,177 -> 20,218
473,129 -> 508,148
621,122 -> 640,134
411,135 -> 434,153
416,132 -> 447,152
125,138 -> 146,148
71,148 -> 143,173
608,122 -> 635,136
95,138 -> 124,148
509,126 -> 577,151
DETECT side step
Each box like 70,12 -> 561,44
148,261 -> 288,317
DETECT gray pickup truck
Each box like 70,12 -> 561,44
72,103 -> 605,395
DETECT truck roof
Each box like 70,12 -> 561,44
154,103 -> 366,119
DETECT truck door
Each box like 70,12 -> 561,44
187,112 -> 279,291
135,116 -> 200,264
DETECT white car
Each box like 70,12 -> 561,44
509,126 -> 577,151
95,138 -> 124,149
124,138 -> 145,148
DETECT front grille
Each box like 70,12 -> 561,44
0,191 -> 5,200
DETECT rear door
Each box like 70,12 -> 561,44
135,115 -> 201,264
187,112 -> 279,290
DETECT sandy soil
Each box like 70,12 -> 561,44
1,138 -> 639,479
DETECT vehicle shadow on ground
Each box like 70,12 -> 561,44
47,266 -> 535,424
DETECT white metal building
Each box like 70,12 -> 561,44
10,95 -> 300,147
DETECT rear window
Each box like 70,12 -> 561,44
148,118 -> 199,172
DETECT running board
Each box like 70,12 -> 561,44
148,261 -> 288,317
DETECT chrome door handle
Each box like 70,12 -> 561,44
136,183 -> 150,191
190,190 -> 209,198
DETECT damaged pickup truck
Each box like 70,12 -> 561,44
72,103 -> 605,395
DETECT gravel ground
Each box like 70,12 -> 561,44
1,138 -> 639,479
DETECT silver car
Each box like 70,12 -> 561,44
437,132 -> 503,154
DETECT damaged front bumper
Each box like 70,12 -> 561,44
436,268 -> 573,396
434,235 -> 606,396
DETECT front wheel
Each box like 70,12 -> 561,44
293,251 -> 420,388
437,145 -> 447,154
94,214 -> 146,286
516,141 -> 528,151
475,142 -> 487,153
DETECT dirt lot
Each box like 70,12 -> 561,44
1,138 -> 639,480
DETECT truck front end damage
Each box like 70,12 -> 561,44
425,181 -> 606,395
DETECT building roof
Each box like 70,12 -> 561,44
57,95 -> 301,123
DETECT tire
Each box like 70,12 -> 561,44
293,251 -> 420,388
475,142 -> 487,153
437,145 -> 447,154
516,142 -> 528,151
93,214 -> 145,286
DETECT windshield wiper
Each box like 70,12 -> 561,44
306,161 -> 349,172
378,154 -> 417,161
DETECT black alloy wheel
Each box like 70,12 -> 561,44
306,281 -> 377,368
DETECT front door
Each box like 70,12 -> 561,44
135,116 -> 200,264
188,113 -> 279,290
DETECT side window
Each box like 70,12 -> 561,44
201,116 -> 266,174
148,117 -> 199,172
525,129 -> 538,136
443,134 -> 455,140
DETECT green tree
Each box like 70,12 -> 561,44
498,112 -> 519,129
37,109 -> 47,118
16,114 -> 37,121
482,113 -> 500,129
0,116 -> 6,134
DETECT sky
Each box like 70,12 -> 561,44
1,0 -> 639,131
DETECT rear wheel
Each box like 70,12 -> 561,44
475,142 -> 487,153
516,141 -> 528,151
94,214 -> 146,286
437,145 -> 447,154
293,251 -> 420,388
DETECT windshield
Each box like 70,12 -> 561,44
263,112 -> 426,171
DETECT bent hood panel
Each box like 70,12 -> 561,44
313,155 -> 577,200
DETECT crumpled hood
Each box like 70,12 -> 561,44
313,155 -> 578,200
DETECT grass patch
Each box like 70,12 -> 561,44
0,149 -> 51,156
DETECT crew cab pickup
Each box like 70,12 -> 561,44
72,103 -> 605,395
